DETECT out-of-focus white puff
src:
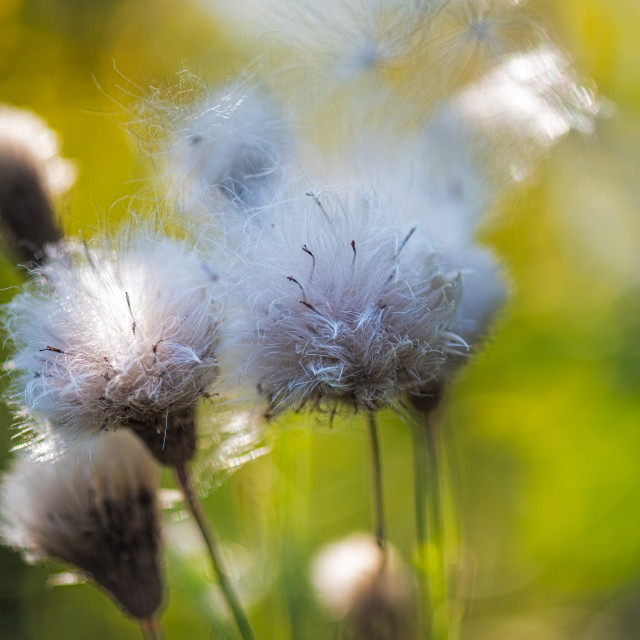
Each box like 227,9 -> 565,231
0,105 -> 76,196
428,44 -> 599,182
160,82 -> 290,220
310,533 -> 410,624
4,234 -> 220,447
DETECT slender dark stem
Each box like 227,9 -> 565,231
175,464 -> 256,640
140,617 -> 164,640
365,412 -> 386,555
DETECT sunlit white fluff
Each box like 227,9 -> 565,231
0,105 -> 76,197
341,130 -> 508,357
4,234 -> 220,456
272,0 -> 433,85
0,430 -> 163,619
433,44 -> 599,181
310,533 -> 410,629
427,0 -> 544,77
220,179 -> 466,414
0,106 -> 75,263
154,79 -> 290,222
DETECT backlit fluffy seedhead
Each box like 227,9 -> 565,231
222,184 -> 466,415
162,83 -> 288,218
0,106 -> 75,263
311,533 -> 411,638
0,430 -> 163,619
275,0 -> 431,84
5,235 -> 220,464
428,0 -> 544,79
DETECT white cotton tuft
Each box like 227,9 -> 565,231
162,82 -> 289,219
219,181 -> 467,414
427,0 -> 545,79
310,533 -> 411,633
0,429 -> 163,619
4,234 -> 220,464
272,0 -> 432,84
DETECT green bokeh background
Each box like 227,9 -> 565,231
0,1 -> 639,638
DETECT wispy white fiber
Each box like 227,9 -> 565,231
169,86 -> 289,213
431,44 -> 599,182
4,234 -> 220,447
219,179 -> 466,414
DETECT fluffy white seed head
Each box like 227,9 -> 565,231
311,533 -> 411,636
4,234 -> 220,463
273,0 -> 433,84
427,0 -> 544,79
0,429 -> 163,619
220,181 -> 466,415
0,106 -> 75,263
155,80 -> 289,220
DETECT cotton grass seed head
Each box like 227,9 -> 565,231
166,84 -> 288,217
4,234 -> 220,464
0,105 -> 75,264
0,429 -> 163,619
222,182 -> 466,416
311,533 -> 411,639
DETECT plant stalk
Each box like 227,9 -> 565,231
365,412 -> 386,556
175,464 -> 255,640
140,617 -> 164,640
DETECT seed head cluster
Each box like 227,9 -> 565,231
0,1 -> 600,630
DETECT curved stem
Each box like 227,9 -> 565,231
140,617 -> 164,640
365,412 -> 386,556
175,464 -> 256,640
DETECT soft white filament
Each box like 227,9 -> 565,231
219,180 -> 467,414
4,234 -> 220,444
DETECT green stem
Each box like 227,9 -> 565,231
413,410 -> 449,640
412,420 -> 432,638
175,464 -> 256,640
365,412 -> 386,555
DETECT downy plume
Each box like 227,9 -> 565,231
219,177 -> 466,415
4,233 -> 220,464
311,533 -> 411,639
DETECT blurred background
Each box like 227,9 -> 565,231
0,0 -> 639,638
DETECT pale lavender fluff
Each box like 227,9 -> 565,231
219,181 -> 468,415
